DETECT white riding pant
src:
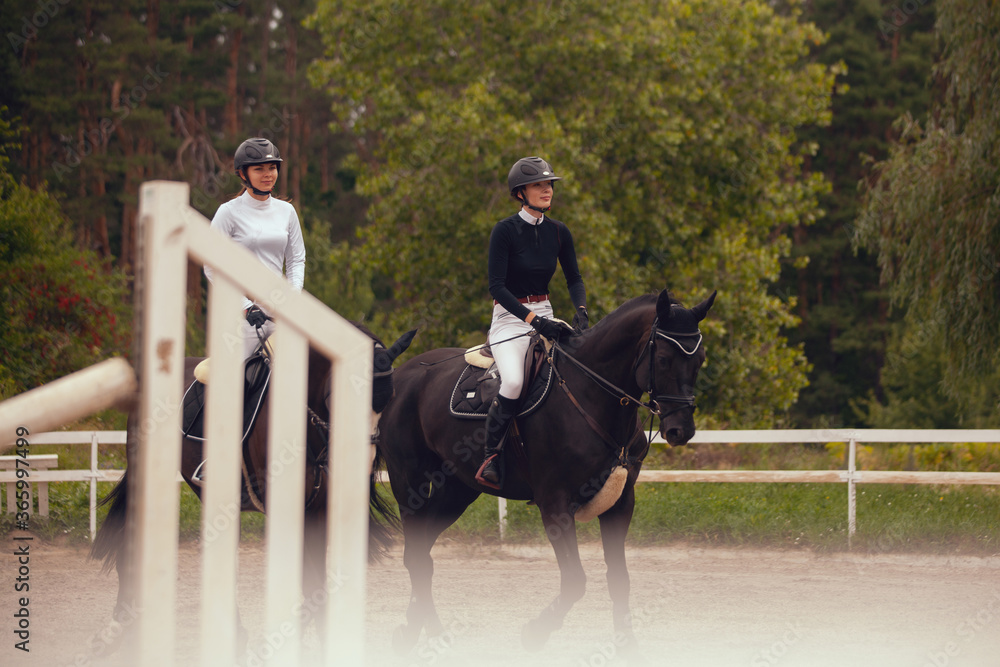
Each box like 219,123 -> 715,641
239,318 -> 275,361
488,301 -> 553,400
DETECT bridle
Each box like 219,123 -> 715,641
548,316 -> 702,462
302,341 -> 391,510
634,316 -> 702,418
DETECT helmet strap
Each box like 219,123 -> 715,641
240,167 -> 274,197
516,187 -> 550,214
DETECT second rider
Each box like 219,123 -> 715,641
476,156 -> 590,490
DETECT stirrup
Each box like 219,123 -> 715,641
475,454 -> 502,490
191,460 -> 206,485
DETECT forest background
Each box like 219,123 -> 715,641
1,0 -> 998,432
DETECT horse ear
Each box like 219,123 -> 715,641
691,291 -> 717,322
387,329 -> 418,362
656,290 -> 673,321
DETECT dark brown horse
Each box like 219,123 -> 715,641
90,323 -> 416,651
376,288 -> 715,656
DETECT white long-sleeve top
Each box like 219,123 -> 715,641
204,192 -> 306,311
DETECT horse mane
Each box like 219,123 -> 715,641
350,320 -> 385,347
588,291 -> 673,333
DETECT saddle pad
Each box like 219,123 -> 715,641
182,356 -> 271,443
448,358 -> 554,420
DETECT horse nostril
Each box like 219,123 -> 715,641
665,427 -> 685,444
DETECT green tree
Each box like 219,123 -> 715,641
0,109 -> 131,398
855,0 -> 1000,395
309,0 -> 839,426
777,0 -> 937,427
853,318 -> 1000,429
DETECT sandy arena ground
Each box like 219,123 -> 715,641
2,538 -> 1000,667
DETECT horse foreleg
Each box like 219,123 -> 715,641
393,477 -> 480,655
598,480 -> 639,655
393,524 -> 442,654
302,511 -> 329,643
93,550 -> 139,658
522,507 -> 587,652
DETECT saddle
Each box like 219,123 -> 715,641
449,334 -> 554,419
181,351 -> 271,445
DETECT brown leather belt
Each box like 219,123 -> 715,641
493,294 -> 549,306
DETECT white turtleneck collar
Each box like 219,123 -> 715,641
518,208 -> 544,225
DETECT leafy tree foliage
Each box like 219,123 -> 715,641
0,110 -> 131,398
853,319 -> 1000,429
778,0 -> 937,427
309,0 -> 839,426
855,0 -> 1000,395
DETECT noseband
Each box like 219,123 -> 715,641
634,316 -> 702,417
372,342 -> 393,380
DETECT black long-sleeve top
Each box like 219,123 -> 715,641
488,211 -> 587,321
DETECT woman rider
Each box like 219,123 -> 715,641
196,138 -> 305,483
203,137 -> 306,361
475,156 -> 590,490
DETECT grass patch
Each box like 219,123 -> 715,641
370,481 -> 1000,555
3,430 -> 998,555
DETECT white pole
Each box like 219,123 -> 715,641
200,275 -> 247,667
90,432 -> 98,542
133,181 -> 189,667
0,358 -> 136,447
264,323 -> 309,667
848,438 -> 857,548
324,332 -> 374,667
498,497 -> 507,541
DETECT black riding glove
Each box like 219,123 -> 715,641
572,307 -> 590,331
529,315 -> 574,341
245,305 -> 267,328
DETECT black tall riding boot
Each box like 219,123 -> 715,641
475,395 -> 517,490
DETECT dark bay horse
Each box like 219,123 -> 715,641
90,323 -> 416,650
376,288 -> 715,655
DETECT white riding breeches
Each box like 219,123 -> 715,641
488,301 -> 553,400
240,318 -> 275,361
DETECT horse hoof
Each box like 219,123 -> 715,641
521,622 -> 551,653
618,633 -> 644,663
89,619 -> 126,656
426,617 -> 445,638
392,623 -> 420,655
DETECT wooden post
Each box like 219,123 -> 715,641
199,274 -> 246,667
264,323 -> 309,667
132,181 -> 189,667
0,359 -> 136,448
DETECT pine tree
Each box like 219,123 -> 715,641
778,0 -> 937,427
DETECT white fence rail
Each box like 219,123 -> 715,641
0,431 -> 125,541
647,429 -> 1000,547
14,428 -> 1000,547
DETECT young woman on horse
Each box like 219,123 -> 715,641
203,137 -> 306,361
476,156 -> 590,489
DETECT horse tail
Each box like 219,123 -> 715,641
89,469 -> 129,574
367,447 -> 398,562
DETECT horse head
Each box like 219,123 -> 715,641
634,289 -> 716,446
371,329 -> 418,413
314,327 -> 417,424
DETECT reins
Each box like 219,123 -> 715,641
550,340 -> 656,413
548,353 -> 642,466
418,332 -> 532,366
547,317 -> 701,457
253,317 -> 372,511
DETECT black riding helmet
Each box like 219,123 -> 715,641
507,156 -> 561,213
234,137 -> 283,196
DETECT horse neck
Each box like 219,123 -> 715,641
306,349 -> 332,410
570,303 -> 655,391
